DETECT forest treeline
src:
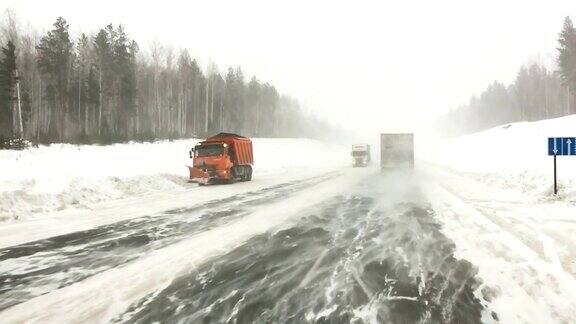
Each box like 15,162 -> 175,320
438,16 -> 576,136
0,11 -> 332,146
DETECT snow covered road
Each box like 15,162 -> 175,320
1,167 -> 491,323
1,159 -> 575,322
113,172 -> 485,323
0,167 -> 371,322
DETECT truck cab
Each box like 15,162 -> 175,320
351,144 -> 371,167
188,133 -> 253,184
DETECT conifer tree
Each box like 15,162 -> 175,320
557,16 -> 576,114
0,41 -> 16,139
36,17 -> 73,141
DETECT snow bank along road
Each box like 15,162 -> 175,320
0,138 -> 348,222
1,165 -> 576,323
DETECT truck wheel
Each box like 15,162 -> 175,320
235,166 -> 247,182
245,166 -> 253,181
228,167 -> 237,184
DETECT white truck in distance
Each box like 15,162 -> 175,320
351,144 -> 371,167
380,133 -> 414,169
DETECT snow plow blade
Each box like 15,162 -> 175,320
187,166 -> 211,184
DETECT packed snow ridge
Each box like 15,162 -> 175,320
0,138 -> 348,222
419,114 -> 576,203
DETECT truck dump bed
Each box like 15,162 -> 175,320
203,133 -> 254,166
380,133 -> 414,169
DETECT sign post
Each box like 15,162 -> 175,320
548,137 -> 576,195
554,154 -> 557,195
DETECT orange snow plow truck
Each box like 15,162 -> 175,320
188,133 -> 253,184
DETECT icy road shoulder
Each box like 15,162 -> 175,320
420,164 -> 576,323
0,167 -> 342,249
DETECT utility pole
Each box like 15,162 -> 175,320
15,69 -> 23,139
98,62 -> 102,137
210,75 -> 214,129
78,64 -> 82,131
544,75 -> 549,119
567,86 -> 571,116
204,75 -> 209,133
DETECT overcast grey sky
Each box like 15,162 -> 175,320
3,0 -> 576,133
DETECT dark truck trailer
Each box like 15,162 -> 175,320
380,133 -> 414,169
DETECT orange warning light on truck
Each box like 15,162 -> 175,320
188,133 -> 253,184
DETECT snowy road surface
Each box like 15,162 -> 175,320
1,165 -> 576,323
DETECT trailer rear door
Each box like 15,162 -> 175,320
380,133 -> 414,169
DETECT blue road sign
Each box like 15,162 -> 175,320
548,137 -> 576,156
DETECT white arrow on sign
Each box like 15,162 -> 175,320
568,138 -> 573,155
553,138 -> 558,155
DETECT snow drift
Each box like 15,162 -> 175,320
0,138 -> 348,222
419,115 -> 576,202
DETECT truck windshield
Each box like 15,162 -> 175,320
352,151 -> 367,157
195,144 -> 224,157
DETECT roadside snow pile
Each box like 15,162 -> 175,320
419,115 -> 576,201
0,138 -> 348,222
